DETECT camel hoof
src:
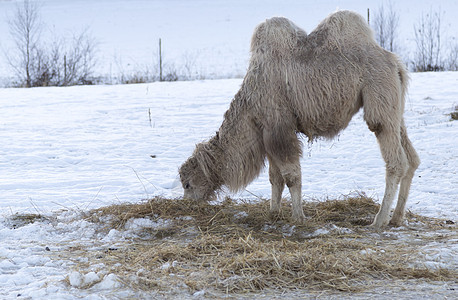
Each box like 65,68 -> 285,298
388,219 -> 403,227
268,209 -> 281,220
369,220 -> 387,231
292,213 -> 306,224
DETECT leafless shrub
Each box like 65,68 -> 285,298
6,0 -> 42,87
445,41 -> 458,71
57,30 -> 98,86
113,60 -> 178,84
372,1 -> 400,53
113,48 -> 198,84
162,65 -> 179,81
113,54 -> 158,84
32,29 -> 98,86
5,0 -> 98,87
180,51 -> 200,80
413,8 -> 445,72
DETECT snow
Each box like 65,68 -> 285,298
93,273 -> 122,290
160,261 -> 178,271
0,0 -> 457,298
1,74 -> 456,218
68,271 -> 84,288
0,72 -> 456,300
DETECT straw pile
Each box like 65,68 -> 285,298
60,194 -> 456,294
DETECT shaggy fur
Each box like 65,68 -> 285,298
179,10 -> 420,228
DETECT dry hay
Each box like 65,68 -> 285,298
57,194 -> 456,295
4,213 -> 50,229
89,193 -> 379,235
451,105 -> 458,120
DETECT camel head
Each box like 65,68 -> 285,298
179,153 -> 217,201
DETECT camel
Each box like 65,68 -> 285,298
179,10 -> 420,229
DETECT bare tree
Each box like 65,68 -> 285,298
49,29 -> 98,86
373,5 -> 387,49
5,0 -> 98,87
386,4 -> 400,52
413,9 -> 444,71
372,1 -> 400,53
446,42 -> 458,71
7,0 -> 42,87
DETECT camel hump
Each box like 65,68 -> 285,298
250,11 -> 374,57
317,10 -> 374,43
250,16 -> 307,55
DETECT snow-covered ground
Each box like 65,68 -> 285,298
1,73 -> 456,219
0,72 -> 457,299
0,0 -> 457,298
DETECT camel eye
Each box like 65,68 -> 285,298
184,182 -> 190,189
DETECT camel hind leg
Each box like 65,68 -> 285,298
389,122 -> 420,226
363,73 -> 416,229
370,123 -> 408,229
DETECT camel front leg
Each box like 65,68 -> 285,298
289,180 -> 305,223
262,124 -> 304,223
268,156 -> 285,214
280,161 -> 305,223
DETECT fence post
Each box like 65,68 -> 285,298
64,55 -> 67,86
159,38 -> 163,82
